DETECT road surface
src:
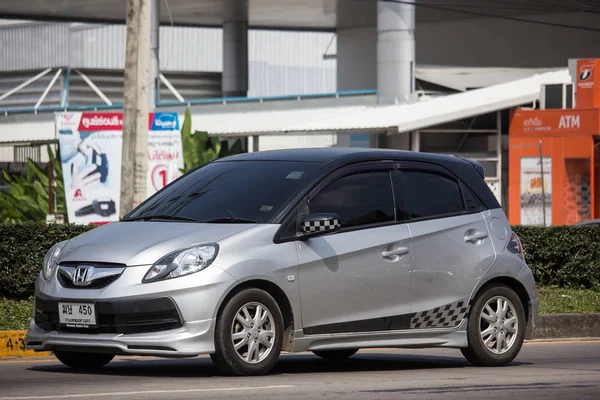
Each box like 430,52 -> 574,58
0,340 -> 598,399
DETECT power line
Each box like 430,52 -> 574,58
378,0 -> 600,33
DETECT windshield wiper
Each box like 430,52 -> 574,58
122,214 -> 199,222
202,217 -> 257,224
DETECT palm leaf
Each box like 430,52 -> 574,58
27,158 -> 49,186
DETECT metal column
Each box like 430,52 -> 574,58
222,0 -> 248,98
411,130 -> 420,152
496,110 -> 503,206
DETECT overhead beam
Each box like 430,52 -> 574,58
0,68 -> 52,102
419,129 -> 498,133
35,68 -> 62,110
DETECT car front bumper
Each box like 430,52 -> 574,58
26,316 -> 216,357
25,264 -> 237,357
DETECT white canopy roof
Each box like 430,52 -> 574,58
192,68 -> 571,136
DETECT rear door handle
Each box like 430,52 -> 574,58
464,230 -> 488,243
382,247 -> 409,259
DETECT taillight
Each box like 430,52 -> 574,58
507,232 -> 523,255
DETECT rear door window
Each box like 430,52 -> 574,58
395,170 -> 465,220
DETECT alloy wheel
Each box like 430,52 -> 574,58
231,302 -> 276,364
479,296 -> 519,355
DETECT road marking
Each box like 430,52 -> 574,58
0,385 -> 296,400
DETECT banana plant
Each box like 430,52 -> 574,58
180,107 -> 245,174
0,145 -> 66,223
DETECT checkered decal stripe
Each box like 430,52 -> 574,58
303,219 -> 341,233
410,300 -> 470,329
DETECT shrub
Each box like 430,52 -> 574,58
0,222 -> 94,299
513,225 -> 600,290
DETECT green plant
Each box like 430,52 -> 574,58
0,146 -> 66,223
0,297 -> 33,330
0,222 -> 94,299
180,107 -> 244,173
513,225 -> 600,289
537,286 -> 600,314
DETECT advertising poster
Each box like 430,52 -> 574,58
56,112 -> 183,225
520,157 -> 552,226
147,113 -> 183,198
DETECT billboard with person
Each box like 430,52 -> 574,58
55,112 -> 183,225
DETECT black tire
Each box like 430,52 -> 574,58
211,288 -> 284,376
461,284 -> 526,367
54,351 -> 115,369
312,349 -> 358,361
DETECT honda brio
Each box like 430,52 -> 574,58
26,148 -> 538,376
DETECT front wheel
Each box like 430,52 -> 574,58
461,284 -> 526,367
54,351 -> 115,369
211,288 -> 284,376
312,349 -> 358,361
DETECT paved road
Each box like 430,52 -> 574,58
0,340 -> 598,399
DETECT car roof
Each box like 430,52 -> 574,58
215,147 -> 499,211
216,147 -> 465,165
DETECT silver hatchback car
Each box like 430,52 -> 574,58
26,148 -> 538,376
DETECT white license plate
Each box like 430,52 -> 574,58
58,302 -> 97,328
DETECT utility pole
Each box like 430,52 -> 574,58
120,0 -> 152,216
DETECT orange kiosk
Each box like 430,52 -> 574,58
509,59 -> 600,226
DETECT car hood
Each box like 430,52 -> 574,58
58,221 -> 257,266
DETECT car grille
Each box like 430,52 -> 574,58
57,273 -> 121,289
34,294 -> 183,335
56,262 -> 125,289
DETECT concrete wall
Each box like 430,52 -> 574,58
417,12 -> 600,68
336,27 -> 376,91
335,12 -> 600,88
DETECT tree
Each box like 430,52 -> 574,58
0,146 -> 66,223
180,107 -> 244,173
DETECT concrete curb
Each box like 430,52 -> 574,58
2,313 -> 599,359
534,313 -> 600,340
0,330 -> 50,359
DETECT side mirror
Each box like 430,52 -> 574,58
301,213 -> 341,237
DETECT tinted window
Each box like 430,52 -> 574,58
397,170 -> 465,219
462,183 -> 484,213
309,171 -> 394,229
124,161 -> 322,223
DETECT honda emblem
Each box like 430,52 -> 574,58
73,266 -> 91,286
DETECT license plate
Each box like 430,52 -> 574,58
58,302 -> 97,328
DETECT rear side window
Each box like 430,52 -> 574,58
396,170 -> 465,219
309,171 -> 395,229
462,182 -> 484,213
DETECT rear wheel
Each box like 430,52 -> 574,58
461,284 -> 526,367
312,349 -> 358,361
211,288 -> 284,376
54,351 -> 114,369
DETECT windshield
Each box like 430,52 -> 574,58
123,160 -> 322,223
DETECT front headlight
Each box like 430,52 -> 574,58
142,244 -> 219,283
42,241 -> 68,280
